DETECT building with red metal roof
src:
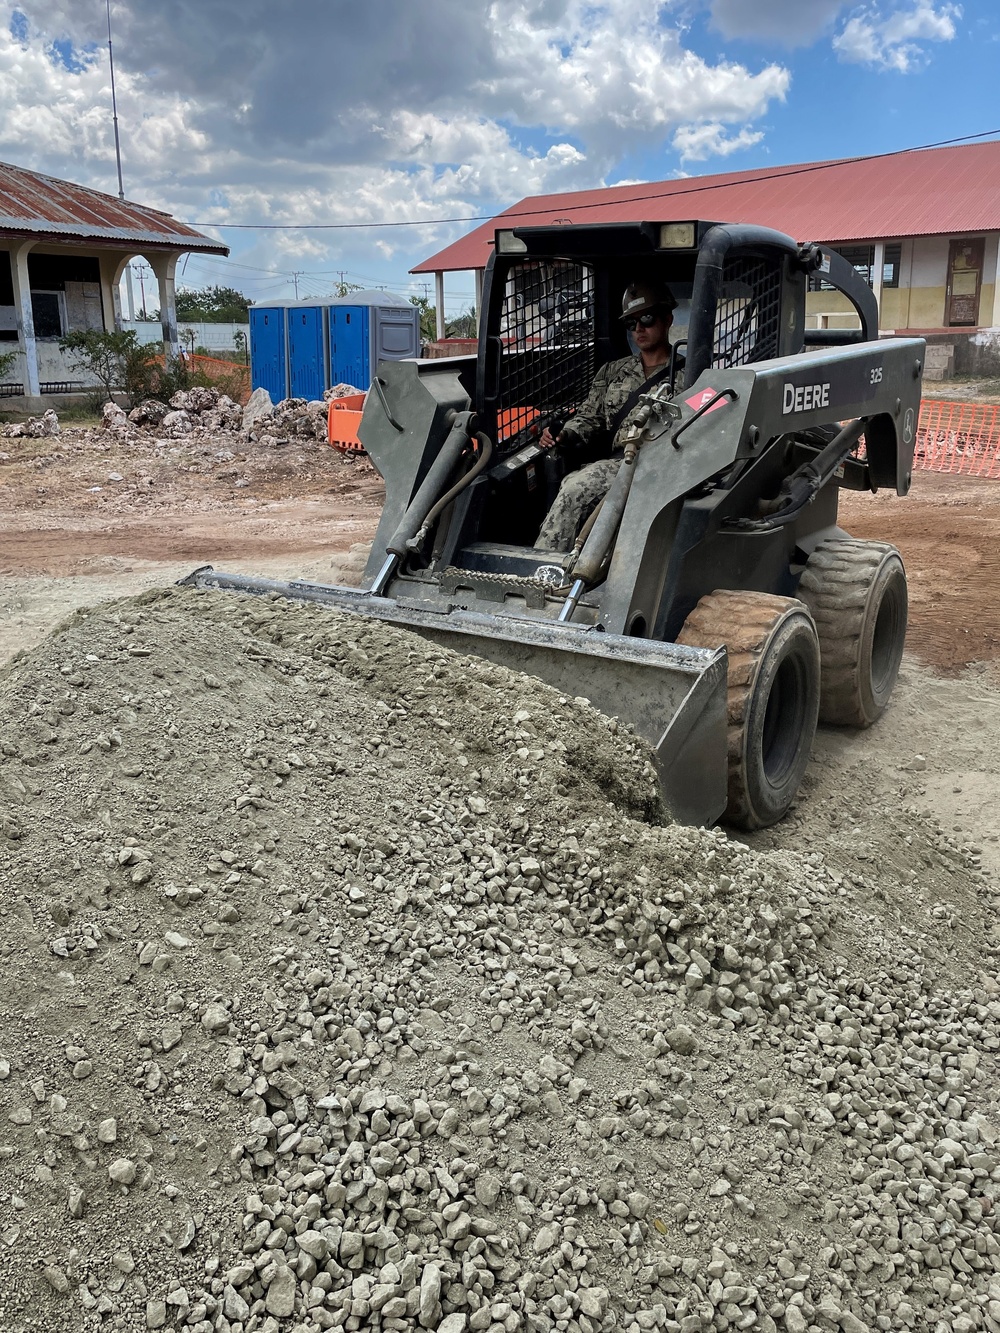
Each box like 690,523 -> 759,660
414,140 -> 1000,372
0,160 -> 228,404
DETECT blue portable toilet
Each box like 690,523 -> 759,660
328,290 -> 419,388
287,305 -> 325,400
250,290 -> 420,401
249,306 -> 288,401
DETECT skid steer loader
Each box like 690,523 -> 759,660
185,220 -> 923,829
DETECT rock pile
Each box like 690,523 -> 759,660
1,407 -> 60,438
241,386 -> 362,448
99,390 -> 246,442
0,588 -> 997,1333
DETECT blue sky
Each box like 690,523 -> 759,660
0,1 -> 995,318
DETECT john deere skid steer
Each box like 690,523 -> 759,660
185,220 -> 923,829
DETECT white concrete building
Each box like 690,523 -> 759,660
0,160 -> 228,408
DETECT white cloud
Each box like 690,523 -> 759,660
832,2 -> 961,70
0,0 -> 793,286
480,0 -> 789,154
672,122 -> 764,162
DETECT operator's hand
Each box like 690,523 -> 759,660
539,427 -> 562,450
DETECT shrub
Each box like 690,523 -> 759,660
59,330 -> 159,409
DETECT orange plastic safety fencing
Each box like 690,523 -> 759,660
184,353 -> 250,405
149,351 -> 251,404
915,399 -> 1000,479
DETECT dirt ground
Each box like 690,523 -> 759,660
2,419 -> 999,879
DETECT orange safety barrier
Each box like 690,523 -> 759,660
915,399 -> 1000,479
327,393 -> 367,451
328,399 -> 540,452
498,406 -> 538,441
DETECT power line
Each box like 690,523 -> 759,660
186,129 -> 1000,233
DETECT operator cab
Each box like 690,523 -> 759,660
454,220 -> 874,551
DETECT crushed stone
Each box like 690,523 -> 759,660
0,586 -> 998,1333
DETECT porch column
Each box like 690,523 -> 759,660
9,240 -> 39,397
871,240 -> 885,330
98,252 -> 131,331
992,234 -> 1000,328
474,268 -> 484,331
435,271 -> 445,341
146,251 -> 180,361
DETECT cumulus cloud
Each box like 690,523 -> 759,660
672,122 -> 764,161
0,0 -> 792,284
832,2 -> 961,70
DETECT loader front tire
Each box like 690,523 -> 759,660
798,539 -> 907,728
678,591 -> 821,830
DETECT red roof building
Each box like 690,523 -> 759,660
0,160 -> 228,404
414,140 -> 1000,368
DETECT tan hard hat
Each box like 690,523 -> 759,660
620,280 -> 677,319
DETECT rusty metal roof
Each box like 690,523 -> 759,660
0,160 -> 228,253
412,140 -> 1000,273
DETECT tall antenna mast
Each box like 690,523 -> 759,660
106,0 -> 125,200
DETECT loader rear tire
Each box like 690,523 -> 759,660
678,591 -> 820,830
798,539 -> 907,728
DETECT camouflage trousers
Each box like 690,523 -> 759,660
535,457 -> 623,552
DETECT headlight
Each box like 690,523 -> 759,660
496,230 -> 528,255
658,223 -> 696,249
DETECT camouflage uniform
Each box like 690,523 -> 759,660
536,354 -> 658,552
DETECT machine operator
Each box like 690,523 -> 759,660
535,280 -> 679,552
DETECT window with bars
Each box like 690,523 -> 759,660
809,243 -> 902,290
494,259 -> 595,444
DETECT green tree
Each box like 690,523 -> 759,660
174,285 -> 250,322
409,295 -> 437,343
59,329 -> 159,408
0,348 -> 18,382
446,306 -> 478,340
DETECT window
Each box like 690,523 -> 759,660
882,243 -> 902,288
810,242 -> 903,291
31,291 -> 64,338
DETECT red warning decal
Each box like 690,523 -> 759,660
683,387 -> 728,416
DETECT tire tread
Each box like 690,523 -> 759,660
799,538 -> 906,727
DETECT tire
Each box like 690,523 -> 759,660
678,591 -> 821,830
798,539 -> 907,728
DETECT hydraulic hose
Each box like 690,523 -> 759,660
386,410 -> 476,558
370,410 -> 476,596
727,417 -> 867,533
408,431 -> 494,551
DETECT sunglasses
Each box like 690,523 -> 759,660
624,312 -> 661,331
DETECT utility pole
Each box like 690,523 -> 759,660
134,261 -> 150,319
291,271 -> 302,300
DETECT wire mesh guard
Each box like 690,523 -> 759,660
712,257 -> 783,369
495,260 -> 595,444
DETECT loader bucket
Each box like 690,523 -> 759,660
179,568 -> 728,827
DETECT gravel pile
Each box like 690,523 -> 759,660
0,587 -> 998,1333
